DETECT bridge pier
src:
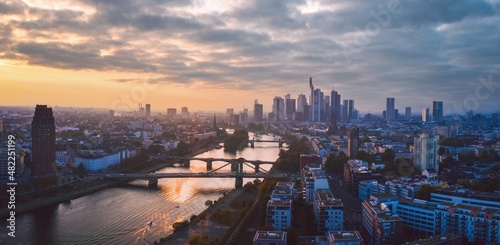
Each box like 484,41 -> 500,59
206,159 -> 212,170
235,177 -> 243,189
183,159 -> 190,167
249,140 -> 254,148
254,163 -> 260,173
148,179 -> 158,188
231,160 -> 238,171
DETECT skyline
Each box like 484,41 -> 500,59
1,0 -> 500,114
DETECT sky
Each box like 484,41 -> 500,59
1,0 -> 500,115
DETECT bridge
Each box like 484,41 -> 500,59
134,157 -> 280,188
167,157 -> 276,172
248,138 -> 284,147
105,172 -> 284,188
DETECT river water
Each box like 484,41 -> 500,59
0,133 -> 282,245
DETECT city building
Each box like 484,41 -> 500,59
253,231 -> 287,245
403,233 -> 462,245
431,186 -> 500,210
314,189 -> 344,235
432,101 -> 443,122
348,99 -> 354,123
312,89 -> 324,122
273,96 -> 285,122
347,127 -> 359,159
145,103 -> 151,118
302,165 -> 329,203
109,110 -> 114,117
300,154 -> 322,173
422,108 -> 430,122
31,105 -> 56,176
254,100 -> 264,122
285,94 -> 296,121
413,133 -> 440,172
327,231 -> 364,245
167,108 -> 177,118
0,146 -> 25,178
266,198 -> 293,231
361,195 -> 404,245
386,98 -> 395,121
181,107 -> 190,120
359,180 -> 379,201
331,90 -> 341,125
405,107 -> 411,120
342,100 -> 348,122
297,93 -> 307,113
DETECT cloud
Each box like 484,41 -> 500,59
3,0 -> 500,112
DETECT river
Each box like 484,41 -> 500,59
0,133 -> 283,245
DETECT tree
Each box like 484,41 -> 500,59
189,236 -> 208,245
78,163 -> 85,173
414,185 -> 438,201
382,149 -> 395,163
205,200 -> 213,207
147,144 -> 165,154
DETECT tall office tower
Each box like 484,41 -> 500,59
405,107 -> 411,120
422,108 -> 430,122
145,104 -> 151,118
386,98 -> 395,121
240,109 -> 249,126
348,99 -> 354,122
226,108 -> 234,115
284,95 -> 296,121
254,100 -> 263,122
0,120 -> 3,133
167,108 -> 177,118
347,127 -> 359,159
31,105 -> 56,176
414,133 -> 440,172
309,77 -> 315,121
330,90 -> 339,122
181,107 -> 190,120
297,94 -> 307,113
324,95 -> 331,122
311,89 -> 323,122
273,96 -> 285,122
395,109 -> 399,119
432,101 -> 443,122
342,100 -> 348,122
352,109 -> 359,120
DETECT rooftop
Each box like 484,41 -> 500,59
403,233 -> 461,245
328,230 -> 363,241
316,189 -> 343,207
254,231 -> 287,242
433,185 -> 500,202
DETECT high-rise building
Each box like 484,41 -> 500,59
240,108 -> 249,126
348,99 -> 354,122
254,101 -> 263,122
405,107 -> 411,120
0,120 -> 3,133
330,90 -> 340,123
314,189 -> 344,235
311,89 -> 323,122
309,77 -> 315,121
342,100 -> 348,122
414,133 -> 440,172
386,98 -> 395,121
347,127 -> 359,159
432,101 -> 443,122
324,95 -> 331,122
31,105 -> 56,176
284,94 -> 296,121
145,104 -> 151,118
422,108 -> 430,122
226,108 -> 234,115
361,195 -> 404,245
167,108 -> 177,118
272,97 -> 285,122
181,107 -> 190,120
297,94 -> 307,113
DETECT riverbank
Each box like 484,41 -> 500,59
160,188 -> 246,244
0,144 -> 219,218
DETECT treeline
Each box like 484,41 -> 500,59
272,135 -> 310,172
223,130 -> 249,153
456,178 -> 500,193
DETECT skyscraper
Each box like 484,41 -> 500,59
167,108 -> 177,118
273,96 -> 285,122
414,133 -> 440,172
386,98 -> 395,121
405,107 -> 411,120
432,101 -> 443,122
342,100 -> 348,122
347,127 -> 359,159
311,89 -> 323,122
348,99 -> 354,122
285,94 -> 296,121
422,108 -> 430,122
297,94 -> 307,113
31,105 -> 56,176
254,100 -> 263,122
309,77 -> 314,121
145,104 -> 151,118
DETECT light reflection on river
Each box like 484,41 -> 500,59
0,133 -> 283,245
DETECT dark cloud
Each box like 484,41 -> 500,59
3,0 -> 500,112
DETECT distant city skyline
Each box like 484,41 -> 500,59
1,0 -> 500,114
